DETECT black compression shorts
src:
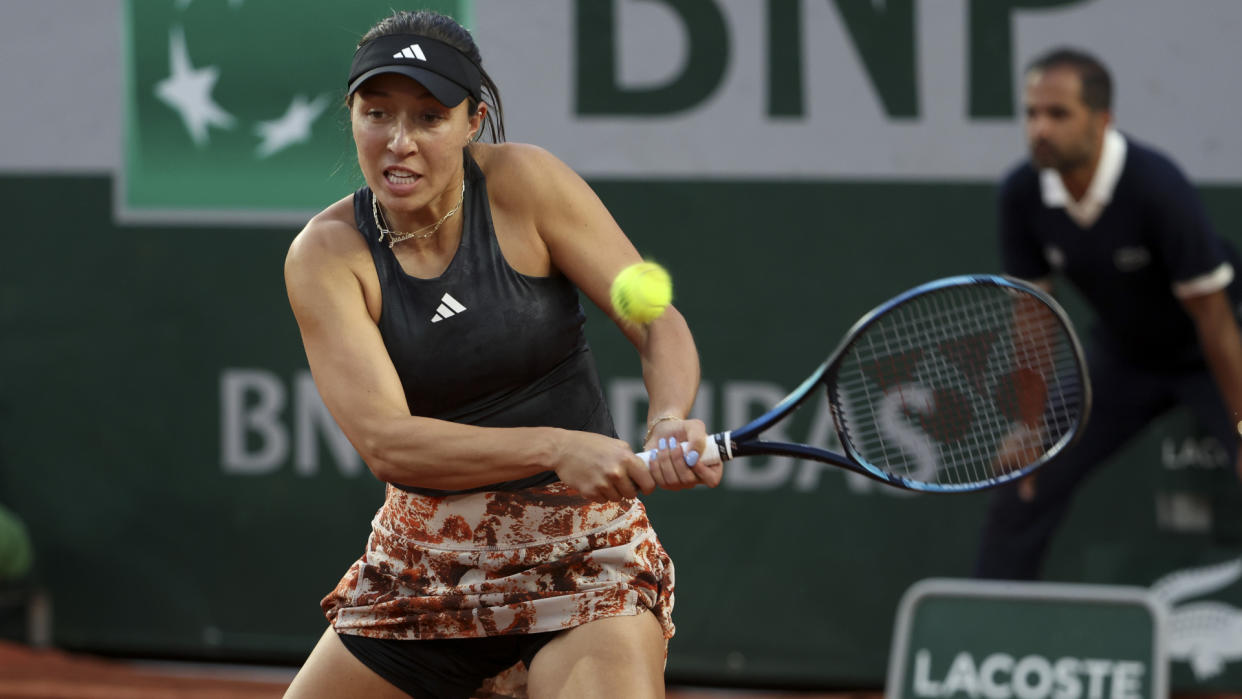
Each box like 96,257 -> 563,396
338,630 -> 559,698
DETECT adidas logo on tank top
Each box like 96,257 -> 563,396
431,292 -> 467,323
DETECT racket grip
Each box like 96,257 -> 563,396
637,433 -> 724,468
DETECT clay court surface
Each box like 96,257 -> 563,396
1,641 -> 1239,699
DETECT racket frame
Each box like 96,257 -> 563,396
714,274 -> 1091,492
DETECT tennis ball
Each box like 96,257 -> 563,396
610,261 -> 672,324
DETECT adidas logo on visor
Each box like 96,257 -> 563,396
393,44 -> 427,61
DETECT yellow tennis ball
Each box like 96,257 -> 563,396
610,261 -> 672,324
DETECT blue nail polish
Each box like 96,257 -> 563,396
685,450 -> 699,467
658,437 -> 668,450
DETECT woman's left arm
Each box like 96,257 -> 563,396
495,143 -> 721,490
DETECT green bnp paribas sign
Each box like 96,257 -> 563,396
887,579 -> 1168,699
121,0 -> 468,224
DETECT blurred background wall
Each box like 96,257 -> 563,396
1,0 -> 1240,692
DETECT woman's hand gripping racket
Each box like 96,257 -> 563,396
638,275 -> 1091,492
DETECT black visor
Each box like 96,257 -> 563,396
347,34 -> 482,107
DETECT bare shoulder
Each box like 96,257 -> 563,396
471,142 -> 580,204
472,141 -> 565,175
286,194 -> 369,273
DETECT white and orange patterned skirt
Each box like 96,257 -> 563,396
322,481 -> 675,642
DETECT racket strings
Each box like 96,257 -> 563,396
846,288 -> 1009,485
831,284 -> 1086,487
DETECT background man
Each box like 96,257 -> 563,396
975,47 -> 1242,580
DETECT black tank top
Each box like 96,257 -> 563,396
353,151 -> 616,494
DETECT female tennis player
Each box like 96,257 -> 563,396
281,9 -> 718,699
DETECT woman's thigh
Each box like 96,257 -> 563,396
282,628 -> 409,699
526,612 -> 667,699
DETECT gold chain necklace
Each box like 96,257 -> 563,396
372,180 -> 466,249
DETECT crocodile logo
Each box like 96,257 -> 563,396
1151,557 -> 1242,680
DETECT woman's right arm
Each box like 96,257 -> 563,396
283,215 -> 652,500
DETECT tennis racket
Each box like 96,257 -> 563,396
638,274 -> 1091,492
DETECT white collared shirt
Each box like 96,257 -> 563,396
1039,127 -> 1126,229
1037,128 -> 1231,298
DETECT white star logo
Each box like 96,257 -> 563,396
254,94 -> 331,158
154,26 -> 235,147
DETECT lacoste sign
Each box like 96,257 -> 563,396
887,579 -> 1167,699
910,650 -> 1145,698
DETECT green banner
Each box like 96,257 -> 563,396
121,0 -> 468,223
888,579 -> 1166,699
3,175 -> 1241,690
